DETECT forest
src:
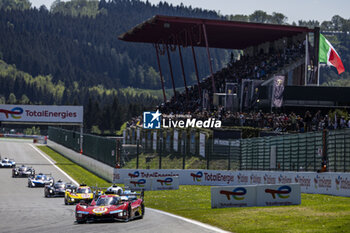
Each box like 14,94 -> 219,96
0,0 -> 349,134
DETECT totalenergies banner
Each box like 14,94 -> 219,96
211,185 -> 257,208
0,105 -> 83,123
123,176 -> 179,191
113,169 -> 350,197
211,184 -> 301,208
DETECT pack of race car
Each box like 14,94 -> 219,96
7,160 -> 145,224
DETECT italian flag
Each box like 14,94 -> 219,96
319,33 -> 345,74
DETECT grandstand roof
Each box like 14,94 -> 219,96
119,15 -> 314,50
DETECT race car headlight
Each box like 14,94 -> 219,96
32,183 -> 35,187
110,210 -> 123,215
49,190 -> 53,193
71,198 -> 75,201
118,212 -> 123,217
76,211 -> 89,215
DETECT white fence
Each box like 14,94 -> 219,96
114,168 -> 350,197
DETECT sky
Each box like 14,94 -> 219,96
30,0 -> 349,24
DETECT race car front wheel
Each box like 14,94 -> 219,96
141,203 -> 145,219
126,202 -> 132,221
76,219 -> 86,224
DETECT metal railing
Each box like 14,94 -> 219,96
48,127 -> 117,167
49,126 -> 350,172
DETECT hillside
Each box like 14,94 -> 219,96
0,0 -> 228,90
0,59 -> 162,133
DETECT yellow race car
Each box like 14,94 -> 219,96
64,184 -> 94,205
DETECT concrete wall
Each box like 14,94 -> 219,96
47,140 -> 114,182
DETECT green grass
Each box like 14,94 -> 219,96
146,187 -> 350,233
37,146 -> 350,233
37,146 -> 111,188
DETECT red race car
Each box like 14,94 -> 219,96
75,192 -> 144,223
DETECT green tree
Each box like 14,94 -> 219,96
249,10 -> 269,23
8,93 -> 17,104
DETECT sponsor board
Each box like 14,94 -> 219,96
152,176 -> 179,191
256,184 -> 301,206
114,169 -> 350,197
124,178 -> 152,191
211,185 -> 256,208
0,104 -> 83,123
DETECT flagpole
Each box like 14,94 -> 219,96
304,33 -> 309,86
314,27 -> 320,86
317,63 -> 320,86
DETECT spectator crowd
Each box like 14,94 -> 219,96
159,40 -> 305,114
126,39 -> 350,135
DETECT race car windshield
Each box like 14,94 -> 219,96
19,167 -> 26,171
35,176 -> 44,180
77,188 -> 91,194
2,160 -> 8,163
54,184 -> 65,189
96,196 -> 120,206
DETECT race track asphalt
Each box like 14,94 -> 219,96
0,139 -> 228,233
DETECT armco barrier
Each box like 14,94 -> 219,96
211,184 -> 301,208
124,177 -> 179,191
114,169 -> 350,197
48,140 -> 114,182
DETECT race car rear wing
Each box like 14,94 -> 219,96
91,186 -> 144,198
29,173 -> 52,178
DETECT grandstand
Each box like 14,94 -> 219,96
120,16 -> 350,123
119,15 -> 350,117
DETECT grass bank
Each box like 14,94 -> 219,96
37,146 -> 350,233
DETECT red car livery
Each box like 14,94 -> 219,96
75,194 -> 144,223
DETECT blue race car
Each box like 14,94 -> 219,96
0,157 -> 16,168
28,173 -> 54,188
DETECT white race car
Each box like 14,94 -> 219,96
0,158 -> 16,168
28,173 -> 54,187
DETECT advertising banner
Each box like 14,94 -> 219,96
123,130 -> 126,144
213,129 -> 241,146
113,169 -> 350,197
0,104 -> 83,123
173,130 -> 178,152
124,178 -> 152,191
190,131 -> 196,155
152,176 -> 179,191
272,75 -> 285,108
137,128 -> 140,141
165,132 -> 171,152
256,184 -> 301,206
199,133 -> 206,157
152,131 -> 157,151
211,185 -> 257,208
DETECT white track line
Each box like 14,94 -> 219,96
29,144 -> 79,186
147,208 -> 231,233
30,143 -> 230,233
